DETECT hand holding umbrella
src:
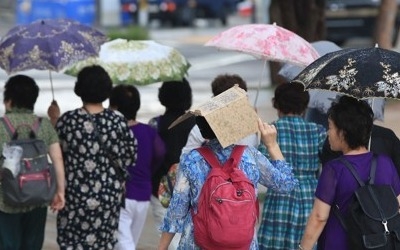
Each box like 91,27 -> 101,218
47,100 -> 61,127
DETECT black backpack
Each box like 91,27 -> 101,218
1,116 -> 56,207
334,155 -> 400,249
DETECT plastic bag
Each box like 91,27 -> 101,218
2,143 -> 23,177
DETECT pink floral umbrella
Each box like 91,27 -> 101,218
205,23 -> 319,105
205,23 -> 319,67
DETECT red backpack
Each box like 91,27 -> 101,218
192,145 -> 259,250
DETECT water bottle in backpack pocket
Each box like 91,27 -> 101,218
1,116 -> 56,207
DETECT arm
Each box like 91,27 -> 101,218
300,198 -> 331,250
48,142 -> 65,212
388,130 -> 400,177
256,118 -> 298,192
158,232 -> 176,250
118,120 -> 138,168
398,195 -> 400,213
257,118 -> 283,160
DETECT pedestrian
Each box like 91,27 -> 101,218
148,78 -> 195,249
320,123 -> 400,178
110,84 -> 166,250
257,82 -> 326,249
53,65 -> 138,249
182,73 -> 259,154
158,115 -> 299,249
0,75 -> 65,250
299,96 -> 400,250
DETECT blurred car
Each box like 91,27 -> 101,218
121,0 -> 139,25
148,0 -> 240,26
325,0 -> 400,45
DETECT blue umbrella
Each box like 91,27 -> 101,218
0,18 -> 108,99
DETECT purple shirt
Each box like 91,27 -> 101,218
126,123 -> 166,201
315,152 -> 400,250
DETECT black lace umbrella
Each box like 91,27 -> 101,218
293,45 -> 400,100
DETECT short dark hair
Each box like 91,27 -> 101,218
211,74 -> 247,96
272,82 -> 309,115
3,75 -> 39,110
196,116 -> 216,140
74,65 -> 112,103
327,95 -> 374,149
158,78 -> 192,111
109,85 -> 140,120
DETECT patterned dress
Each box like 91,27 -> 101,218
56,108 -> 137,250
160,139 -> 299,250
258,116 -> 326,250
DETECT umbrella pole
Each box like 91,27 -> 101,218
368,98 -> 376,150
49,70 -> 55,101
253,60 -> 268,107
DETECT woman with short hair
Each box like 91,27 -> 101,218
0,75 -> 65,250
299,96 -> 400,250
258,82 -> 326,250
54,65 -> 138,249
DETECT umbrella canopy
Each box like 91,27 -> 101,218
293,45 -> 400,100
65,38 -> 191,85
204,23 -> 319,66
278,40 -> 385,121
0,18 -> 108,74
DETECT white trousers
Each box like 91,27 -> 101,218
115,199 -> 150,250
150,195 -> 181,250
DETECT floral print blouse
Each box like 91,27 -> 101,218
160,139 -> 298,249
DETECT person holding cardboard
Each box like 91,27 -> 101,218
181,74 -> 259,155
157,85 -> 299,250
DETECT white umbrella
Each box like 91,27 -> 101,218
65,38 -> 190,85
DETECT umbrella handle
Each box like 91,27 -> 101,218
49,70 -> 55,101
254,60 -> 268,107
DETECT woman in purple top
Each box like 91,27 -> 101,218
110,85 -> 166,250
299,96 -> 400,250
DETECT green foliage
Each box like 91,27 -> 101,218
107,26 -> 150,40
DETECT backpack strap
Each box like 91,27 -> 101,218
342,155 -> 389,233
1,116 -> 16,138
1,115 -> 42,140
339,155 -> 377,186
197,145 -> 246,169
334,155 -> 381,232
226,145 -> 246,169
197,147 -> 222,168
